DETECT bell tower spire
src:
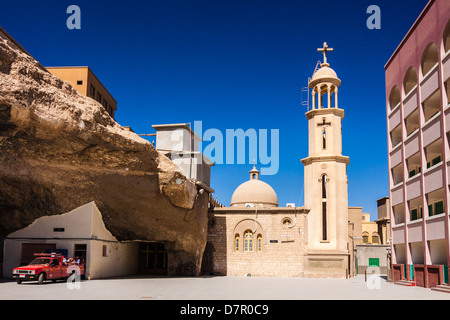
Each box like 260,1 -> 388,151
301,43 -> 350,278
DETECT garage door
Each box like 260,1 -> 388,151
21,243 -> 56,265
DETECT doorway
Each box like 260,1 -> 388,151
138,242 -> 168,275
201,241 -> 215,275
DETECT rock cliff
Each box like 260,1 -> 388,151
0,27 -> 209,276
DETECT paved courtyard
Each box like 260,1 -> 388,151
0,275 -> 449,300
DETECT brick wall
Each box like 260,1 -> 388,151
427,265 -> 441,288
414,265 -> 425,287
392,264 -> 403,282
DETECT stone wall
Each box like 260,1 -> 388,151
207,209 -> 308,277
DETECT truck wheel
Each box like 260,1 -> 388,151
37,273 -> 45,285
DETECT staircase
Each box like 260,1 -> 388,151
395,279 -> 416,287
431,284 -> 450,293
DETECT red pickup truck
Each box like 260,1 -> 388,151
12,253 -> 85,284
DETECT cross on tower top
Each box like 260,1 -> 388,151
317,42 -> 333,66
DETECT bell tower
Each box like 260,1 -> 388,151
301,43 -> 350,278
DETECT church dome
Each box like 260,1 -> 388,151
311,66 -> 338,81
230,166 -> 278,208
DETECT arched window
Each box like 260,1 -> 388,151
320,84 -> 328,109
330,85 -> 338,109
421,43 -> 439,76
321,175 -> 328,241
244,230 -> 253,252
234,234 -> 240,252
362,232 -> 369,244
257,234 -> 262,252
403,67 -> 417,96
322,175 -> 327,199
444,19 -> 450,53
371,233 -> 379,244
389,86 -> 401,111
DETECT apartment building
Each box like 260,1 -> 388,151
46,66 -> 117,119
385,0 -> 450,288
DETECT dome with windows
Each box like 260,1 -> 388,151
230,166 -> 278,208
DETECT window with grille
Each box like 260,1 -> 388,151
372,234 -> 379,244
244,230 -> 253,252
257,234 -> 262,252
363,233 -> 369,243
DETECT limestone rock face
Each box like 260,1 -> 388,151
0,28 -> 208,276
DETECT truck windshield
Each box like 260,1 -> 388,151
28,258 -> 51,265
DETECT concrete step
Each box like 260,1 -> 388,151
395,280 -> 416,287
431,284 -> 450,293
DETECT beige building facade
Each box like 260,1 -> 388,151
349,199 -> 390,246
46,66 -> 117,119
375,197 -> 391,246
349,207 -> 377,245
362,220 -> 379,245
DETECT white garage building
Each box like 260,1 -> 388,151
2,202 -> 139,280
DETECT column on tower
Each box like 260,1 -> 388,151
335,87 -> 339,108
311,90 -> 316,109
311,83 -> 339,109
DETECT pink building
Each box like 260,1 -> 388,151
385,0 -> 450,288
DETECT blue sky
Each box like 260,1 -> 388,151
1,0 -> 429,220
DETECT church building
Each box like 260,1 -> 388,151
206,43 -> 355,278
